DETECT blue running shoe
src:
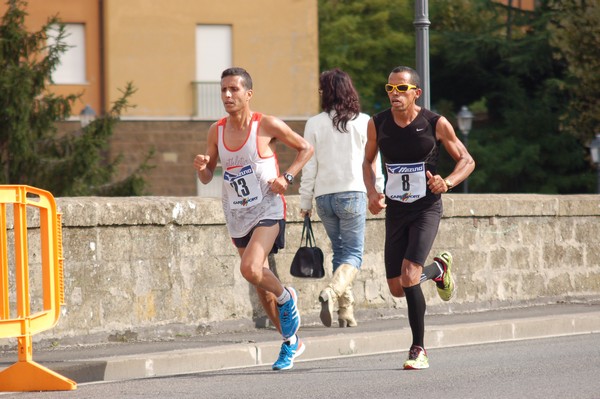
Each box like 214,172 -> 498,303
272,336 -> 305,370
278,287 -> 300,339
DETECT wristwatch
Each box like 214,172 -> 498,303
283,172 -> 294,185
444,179 -> 454,191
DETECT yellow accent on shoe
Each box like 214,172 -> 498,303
403,345 -> 429,370
434,251 -> 455,301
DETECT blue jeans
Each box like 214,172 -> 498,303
315,191 -> 367,272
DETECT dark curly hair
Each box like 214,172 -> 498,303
319,68 -> 361,133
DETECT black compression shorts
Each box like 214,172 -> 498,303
384,200 -> 442,279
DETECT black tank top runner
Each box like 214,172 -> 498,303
373,108 -> 441,211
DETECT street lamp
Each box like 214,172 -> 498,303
590,133 -> 600,194
457,105 -> 474,193
79,105 -> 96,128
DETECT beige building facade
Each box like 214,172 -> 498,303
4,0 -> 320,120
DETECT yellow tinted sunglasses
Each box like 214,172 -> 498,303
385,83 -> 418,93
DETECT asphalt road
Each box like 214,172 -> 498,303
6,333 -> 599,399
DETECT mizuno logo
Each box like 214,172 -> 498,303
387,164 -> 424,174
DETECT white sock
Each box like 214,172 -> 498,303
276,288 -> 290,305
286,334 -> 297,345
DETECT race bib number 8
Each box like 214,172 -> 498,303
224,165 -> 263,209
385,162 -> 426,203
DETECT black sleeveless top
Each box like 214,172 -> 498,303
373,108 -> 441,211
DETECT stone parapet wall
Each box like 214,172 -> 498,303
2,194 -> 600,344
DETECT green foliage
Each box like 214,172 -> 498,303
318,0 -> 597,193
39,83 -> 155,196
318,0 -> 415,113
428,0 -> 595,193
0,0 -> 76,184
547,0 -> 600,146
0,0 -> 153,196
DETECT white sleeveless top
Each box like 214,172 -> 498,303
217,113 -> 286,238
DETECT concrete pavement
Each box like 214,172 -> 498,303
1,302 -> 599,385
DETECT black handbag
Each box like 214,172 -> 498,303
290,215 -> 325,278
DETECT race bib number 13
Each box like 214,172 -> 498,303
385,162 -> 426,203
224,165 -> 263,209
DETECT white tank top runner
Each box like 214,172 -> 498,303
217,113 -> 285,238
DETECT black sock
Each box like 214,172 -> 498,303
404,284 -> 426,348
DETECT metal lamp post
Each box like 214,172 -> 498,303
414,0 -> 430,110
590,133 -> 600,194
457,105 -> 474,193
79,105 -> 96,128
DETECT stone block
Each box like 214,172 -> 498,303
557,195 -> 600,216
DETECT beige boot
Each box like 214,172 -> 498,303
338,285 -> 357,327
319,264 -> 358,327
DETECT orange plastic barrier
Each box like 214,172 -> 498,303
0,185 -> 76,391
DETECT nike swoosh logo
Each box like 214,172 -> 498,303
416,128 -> 425,131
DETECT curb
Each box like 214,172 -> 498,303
45,310 -> 600,383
